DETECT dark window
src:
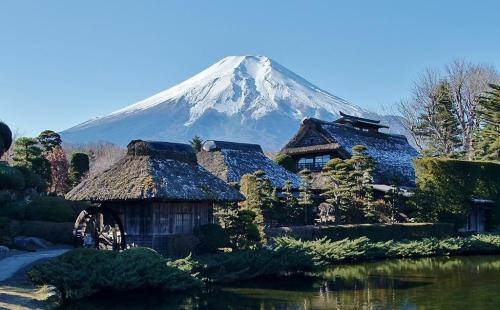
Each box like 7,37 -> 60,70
297,154 -> 331,171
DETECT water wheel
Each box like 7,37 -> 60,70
73,206 -> 126,251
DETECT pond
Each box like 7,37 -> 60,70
68,255 -> 500,310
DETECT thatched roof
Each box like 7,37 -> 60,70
281,118 -> 419,186
197,140 -> 302,189
66,140 -> 244,202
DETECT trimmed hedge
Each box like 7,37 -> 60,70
267,223 -> 454,242
274,234 -> 500,263
8,220 -> 75,245
413,158 -> 500,228
25,196 -> 88,222
0,164 -> 25,190
0,196 -> 88,223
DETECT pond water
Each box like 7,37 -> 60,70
68,255 -> 500,310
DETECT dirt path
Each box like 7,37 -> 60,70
0,249 -> 69,310
0,249 -> 68,282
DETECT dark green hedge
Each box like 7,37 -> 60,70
25,196 -> 88,222
0,196 -> 88,223
267,223 -> 454,242
413,158 -> 500,228
8,220 -> 75,245
0,164 -> 25,190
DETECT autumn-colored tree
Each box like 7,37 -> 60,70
46,146 -> 69,194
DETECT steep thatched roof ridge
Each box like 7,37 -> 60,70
203,140 -> 263,153
66,140 -> 243,202
198,140 -> 302,189
127,140 -> 197,163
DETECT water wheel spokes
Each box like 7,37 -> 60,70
73,206 -> 126,251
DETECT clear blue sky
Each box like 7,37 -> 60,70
1,0 -> 499,137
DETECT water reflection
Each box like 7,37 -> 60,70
68,256 -> 500,310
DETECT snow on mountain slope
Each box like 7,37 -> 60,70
61,55 -> 406,150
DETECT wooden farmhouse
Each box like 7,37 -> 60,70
197,140 -> 302,189
280,112 -> 420,188
66,140 -> 243,256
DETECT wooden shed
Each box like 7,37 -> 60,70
65,140 -> 243,256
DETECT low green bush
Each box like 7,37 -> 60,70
13,220 -> 74,244
29,248 -> 202,300
268,223 -> 454,242
0,164 -> 25,190
194,246 -> 322,283
194,223 -> 229,254
274,234 -> 500,264
15,166 -> 46,191
0,201 -> 26,220
25,196 -> 88,222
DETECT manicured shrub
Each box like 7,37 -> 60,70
0,201 -> 26,220
412,158 -> 500,228
0,121 -> 12,157
194,223 -> 229,254
25,196 -> 88,222
15,166 -> 46,191
273,234 -> 500,264
69,152 -> 89,187
11,220 -> 74,244
267,223 -> 454,242
0,164 -> 25,190
29,248 -> 202,300
195,246 -> 322,283
274,153 -> 296,172
0,216 -> 8,229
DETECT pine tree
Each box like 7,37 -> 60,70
474,84 -> 500,161
298,169 -> 314,223
239,172 -> 267,241
282,180 -> 301,224
12,137 -> 52,186
37,130 -> 62,154
321,145 -> 376,223
413,81 -> 462,156
348,145 -> 376,220
189,135 -> 203,152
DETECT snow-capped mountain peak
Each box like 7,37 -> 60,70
61,55 -> 403,150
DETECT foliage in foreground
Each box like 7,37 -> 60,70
274,234 -> 500,263
29,248 -> 201,300
30,234 -> 500,301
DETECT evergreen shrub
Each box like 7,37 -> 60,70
412,158 -> 500,227
25,196 -> 88,222
194,223 -> 229,254
0,164 -> 25,190
29,248 -> 201,300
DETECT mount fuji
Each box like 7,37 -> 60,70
61,55 -> 406,150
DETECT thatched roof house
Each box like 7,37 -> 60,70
197,140 -> 302,189
67,140 -> 243,202
66,140 -> 243,256
280,113 -> 419,187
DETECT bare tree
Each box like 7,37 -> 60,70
446,60 -> 499,158
398,60 -> 499,158
64,142 -> 125,176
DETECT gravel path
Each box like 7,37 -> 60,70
0,249 -> 69,282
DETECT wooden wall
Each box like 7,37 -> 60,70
106,201 -> 213,236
